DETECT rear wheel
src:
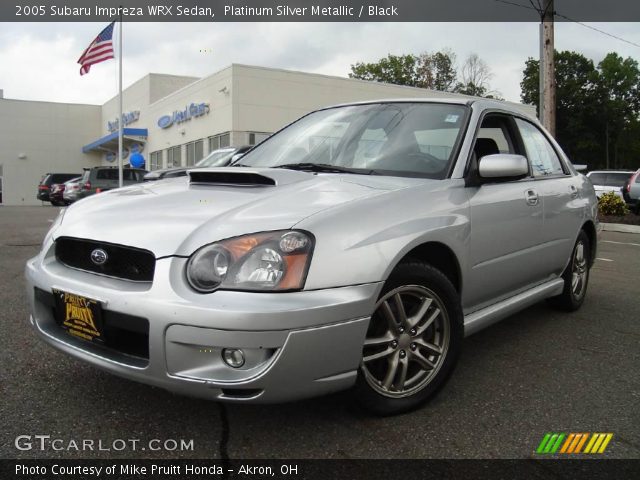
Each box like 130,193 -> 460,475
354,261 -> 463,415
548,230 -> 590,311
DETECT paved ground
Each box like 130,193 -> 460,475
1,206 -> 638,459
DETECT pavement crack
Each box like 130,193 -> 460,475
218,403 -> 230,471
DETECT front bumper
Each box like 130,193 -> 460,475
25,253 -> 381,403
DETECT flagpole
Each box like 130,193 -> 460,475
117,13 -> 123,188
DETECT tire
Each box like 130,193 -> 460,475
548,230 -> 591,312
354,260 -> 463,415
50,200 -> 64,207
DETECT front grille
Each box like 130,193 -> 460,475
55,237 -> 155,282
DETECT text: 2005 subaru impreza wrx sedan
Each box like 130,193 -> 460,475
26,99 -> 597,414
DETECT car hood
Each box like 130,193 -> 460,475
56,168 -> 421,257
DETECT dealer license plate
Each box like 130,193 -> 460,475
53,289 -> 104,344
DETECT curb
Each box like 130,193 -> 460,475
601,223 -> 640,234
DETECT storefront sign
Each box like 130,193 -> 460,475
107,111 -> 140,133
157,102 -> 210,129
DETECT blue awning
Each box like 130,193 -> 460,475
82,128 -> 148,153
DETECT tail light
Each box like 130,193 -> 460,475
83,182 -> 91,191
38,185 -> 49,191
628,172 -> 639,192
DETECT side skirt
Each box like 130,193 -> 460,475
463,278 -> 565,337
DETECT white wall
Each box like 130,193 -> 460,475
0,99 -> 102,205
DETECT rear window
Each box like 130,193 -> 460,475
95,169 -> 143,181
605,172 -> 631,187
96,169 -> 118,180
587,173 -> 605,185
50,174 -> 80,183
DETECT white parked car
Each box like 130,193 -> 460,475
586,170 -> 634,199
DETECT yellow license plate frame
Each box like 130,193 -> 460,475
53,289 -> 104,344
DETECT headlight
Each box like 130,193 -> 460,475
186,230 -> 314,293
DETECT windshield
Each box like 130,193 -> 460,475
236,103 -> 468,178
195,148 -> 237,168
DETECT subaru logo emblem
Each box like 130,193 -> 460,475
90,248 -> 108,265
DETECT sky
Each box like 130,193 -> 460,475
0,22 -> 638,105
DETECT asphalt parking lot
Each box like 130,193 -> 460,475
1,206 -> 638,460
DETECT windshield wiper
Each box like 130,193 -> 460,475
273,163 -> 374,175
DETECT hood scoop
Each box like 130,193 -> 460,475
189,169 -> 276,187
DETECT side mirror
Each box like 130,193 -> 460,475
478,154 -> 529,179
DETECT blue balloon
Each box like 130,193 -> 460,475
130,152 -> 145,168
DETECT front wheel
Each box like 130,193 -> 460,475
354,261 -> 463,415
548,230 -> 591,311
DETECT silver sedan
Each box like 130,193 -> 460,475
25,99 -> 598,414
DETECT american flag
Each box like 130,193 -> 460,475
77,22 -> 115,76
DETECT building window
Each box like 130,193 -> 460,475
186,140 -> 204,166
149,151 -> 162,170
249,132 -> 271,145
208,132 -> 231,152
167,145 -> 181,167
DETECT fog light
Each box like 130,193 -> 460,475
222,348 -> 245,368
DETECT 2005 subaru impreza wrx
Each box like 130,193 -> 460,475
26,99 -> 598,414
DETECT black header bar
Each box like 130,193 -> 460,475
4,0 -> 640,22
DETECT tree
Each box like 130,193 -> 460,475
349,51 -> 499,97
415,49 -> 458,91
349,50 -> 459,91
455,53 -> 500,98
521,51 -> 600,163
597,53 -> 640,168
521,50 -> 640,169
349,54 -> 419,86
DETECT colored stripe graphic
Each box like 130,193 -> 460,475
537,433 -> 613,454
536,433 -> 565,454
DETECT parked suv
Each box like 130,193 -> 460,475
586,170 -> 634,199
37,173 -> 81,202
76,167 -> 147,200
622,168 -> 640,214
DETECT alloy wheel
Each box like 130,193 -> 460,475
362,285 -> 450,398
571,241 -> 588,299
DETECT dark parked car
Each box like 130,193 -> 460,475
49,176 -> 82,206
37,173 -> 81,202
622,168 -> 640,214
75,167 -> 147,201
143,146 -> 252,181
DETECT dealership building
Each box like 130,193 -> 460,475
0,64 -> 535,206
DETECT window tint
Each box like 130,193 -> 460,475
123,170 -> 138,181
588,173 -> 605,185
516,119 -> 564,177
96,169 -> 118,180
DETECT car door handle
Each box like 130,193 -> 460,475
569,185 -> 579,198
525,189 -> 539,206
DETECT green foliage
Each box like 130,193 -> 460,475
598,192 -> 629,216
521,50 -> 640,170
350,54 -> 418,86
349,50 -> 498,97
